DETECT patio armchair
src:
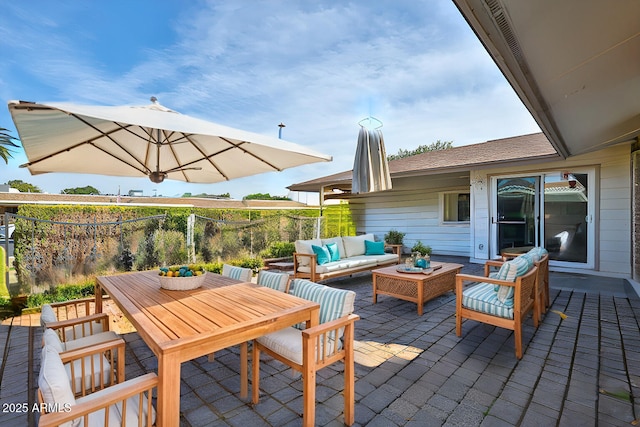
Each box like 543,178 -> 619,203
256,269 -> 290,292
222,263 -> 253,282
40,297 -> 109,342
501,247 -> 550,317
252,279 -> 359,426
38,345 -> 157,427
42,328 -> 125,397
456,257 -> 539,359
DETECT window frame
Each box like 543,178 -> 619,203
440,191 -> 471,225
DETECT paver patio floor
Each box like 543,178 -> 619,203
1,256 -> 639,426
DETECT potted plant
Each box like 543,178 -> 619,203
384,229 -> 405,245
411,240 -> 432,257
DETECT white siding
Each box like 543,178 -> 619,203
348,174 -> 470,256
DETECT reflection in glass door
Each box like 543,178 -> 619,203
496,177 -> 538,250
543,173 -> 589,263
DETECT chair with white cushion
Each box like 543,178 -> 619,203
252,279 -> 359,426
222,264 -> 253,282
42,328 -> 125,397
38,345 -> 157,427
256,270 -> 290,292
40,298 -> 109,343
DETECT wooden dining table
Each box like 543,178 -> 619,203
95,270 -> 320,427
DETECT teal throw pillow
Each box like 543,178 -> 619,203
326,242 -> 340,262
364,240 -> 385,255
312,244 -> 331,265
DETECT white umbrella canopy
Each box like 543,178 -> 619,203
352,118 -> 392,194
8,99 -> 332,183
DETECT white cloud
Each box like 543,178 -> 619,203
0,0 -> 540,200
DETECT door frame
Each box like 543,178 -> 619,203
490,169 -> 596,269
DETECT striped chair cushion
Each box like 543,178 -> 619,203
527,247 -> 548,261
463,283 -> 514,319
257,270 -> 289,292
222,264 -> 252,282
494,255 -> 532,306
317,287 -> 356,325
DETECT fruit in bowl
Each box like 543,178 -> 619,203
158,265 -> 206,290
159,265 -> 204,277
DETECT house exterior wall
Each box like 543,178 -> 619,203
470,143 -> 632,276
347,173 -> 470,256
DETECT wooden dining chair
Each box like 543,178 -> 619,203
40,298 -> 110,342
252,279 -> 359,426
38,345 -> 157,427
42,328 -> 125,397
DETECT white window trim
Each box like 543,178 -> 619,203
439,190 -> 471,226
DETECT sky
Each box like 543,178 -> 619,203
0,0 -> 540,203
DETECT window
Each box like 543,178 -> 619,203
442,192 -> 470,222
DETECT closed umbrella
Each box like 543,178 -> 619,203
352,118 -> 392,193
8,98 -> 332,183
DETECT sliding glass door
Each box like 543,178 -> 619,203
491,170 -> 594,268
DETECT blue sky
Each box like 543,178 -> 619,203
0,1 -> 540,202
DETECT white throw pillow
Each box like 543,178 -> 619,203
40,304 -> 58,327
342,234 -> 374,258
39,345 -> 77,427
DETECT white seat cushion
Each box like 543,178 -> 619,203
63,331 -> 120,351
256,327 -> 340,365
64,322 -> 105,342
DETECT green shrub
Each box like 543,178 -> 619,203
155,229 -> 187,266
259,241 -> 295,259
25,280 -> 95,308
384,229 -> 405,245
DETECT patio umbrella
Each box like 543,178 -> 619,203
8,98 -> 332,183
351,118 -> 392,193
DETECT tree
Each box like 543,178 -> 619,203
243,193 -> 291,201
387,140 -> 453,161
0,127 -> 19,164
6,179 -> 41,193
61,186 -> 101,195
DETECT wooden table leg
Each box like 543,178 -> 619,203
157,352 -> 180,427
372,274 -> 378,304
417,279 -> 424,316
240,342 -> 248,399
94,283 -> 103,314
302,337 -> 316,427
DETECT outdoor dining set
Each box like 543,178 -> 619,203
34,245 -> 549,427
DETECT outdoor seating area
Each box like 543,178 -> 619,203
2,256 -> 639,426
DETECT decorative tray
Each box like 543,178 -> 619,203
396,266 -> 433,274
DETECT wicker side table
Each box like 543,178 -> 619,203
372,262 -> 463,315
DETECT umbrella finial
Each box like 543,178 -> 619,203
278,122 -> 286,139
150,96 -> 158,104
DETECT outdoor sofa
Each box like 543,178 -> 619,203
293,233 -> 399,282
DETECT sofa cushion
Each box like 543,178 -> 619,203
342,234 -> 375,258
321,237 -> 346,259
462,283 -> 514,319
296,257 -> 377,274
294,239 -> 322,267
311,244 -> 331,265
364,240 -> 385,255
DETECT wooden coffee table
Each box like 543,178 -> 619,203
372,262 -> 464,315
